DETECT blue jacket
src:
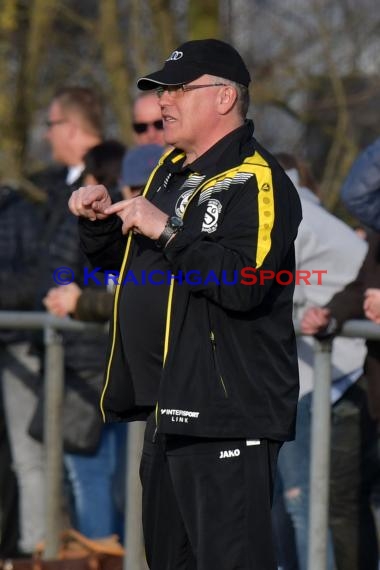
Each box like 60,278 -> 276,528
341,137 -> 380,231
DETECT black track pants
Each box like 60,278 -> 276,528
140,417 -> 281,570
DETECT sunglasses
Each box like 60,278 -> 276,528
132,120 -> 164,134
45,119 -> 67,129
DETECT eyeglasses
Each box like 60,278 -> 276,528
156,83 -> 228,99
132,120 -> 164,134
45,119 -> 67,129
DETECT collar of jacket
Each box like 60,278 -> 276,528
161,119 -> 255,178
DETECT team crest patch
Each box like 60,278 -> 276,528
202,199 -> 222,233
175,188 -> 196,218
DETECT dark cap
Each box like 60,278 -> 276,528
137,39 -> 251,90
121,144 -> 164,187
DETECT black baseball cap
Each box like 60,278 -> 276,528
137,39 -> 251,90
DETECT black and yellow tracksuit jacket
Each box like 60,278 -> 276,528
79,121 -> 302,441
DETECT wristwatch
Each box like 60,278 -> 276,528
156,216 -> 184,248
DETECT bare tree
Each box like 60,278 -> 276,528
188,0 -> 220,39
227,0 -> 380,214
147,0 -> 179,59
1,0 -> 378,215
0,0 -> 23,181
98,0 -> 132,141
0,0 -> 54,200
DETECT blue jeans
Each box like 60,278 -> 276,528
64,423 -> 126,538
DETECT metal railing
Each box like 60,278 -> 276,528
0,312 -> 146,570
1,311 -> 380,570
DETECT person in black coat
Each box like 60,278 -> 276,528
0,185 -> 44,555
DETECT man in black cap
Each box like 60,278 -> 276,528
69,39 -> 302,570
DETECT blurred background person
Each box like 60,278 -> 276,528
120,143 -> 164,200
81,139 -> 126,203
132,93 -> 165,146
28,87 -> 122,539
300,228 -> 380,569
341,137 -> 380,233
43,138 -> 127,322
43,138 -> 127,538
44,142 -> 163,539
46,143 -> 164,323
0,183 -> 44,556
38,86 -> 103,193
273,153 -> 378,570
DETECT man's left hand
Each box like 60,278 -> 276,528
43,283 -> 82,318
104,196 -> 169,239
364,288 -> 380,324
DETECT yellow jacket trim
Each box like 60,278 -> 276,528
101,148 -> 274,419
198,152 -> 274,268
100,231 -> 133,421
249,153 -> 274,268
163,280 -> 175,365
99,158 -> 165,421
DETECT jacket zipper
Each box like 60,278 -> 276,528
100,156 -> 170,422
154,172 -> 229,433
210,331 -> 228,398
103,151 -> 262,421
100,231 -> 133,421
154,278 -> 175,437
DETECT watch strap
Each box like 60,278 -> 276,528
156,224 -> 177,248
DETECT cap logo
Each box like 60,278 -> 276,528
166,50 -> 183,62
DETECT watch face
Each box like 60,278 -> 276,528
170,216 -> 184,230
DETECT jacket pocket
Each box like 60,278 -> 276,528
210,331 -> 228,398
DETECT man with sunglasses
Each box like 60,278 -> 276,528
132,92 -> 165,146
70,39 -> 302,569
